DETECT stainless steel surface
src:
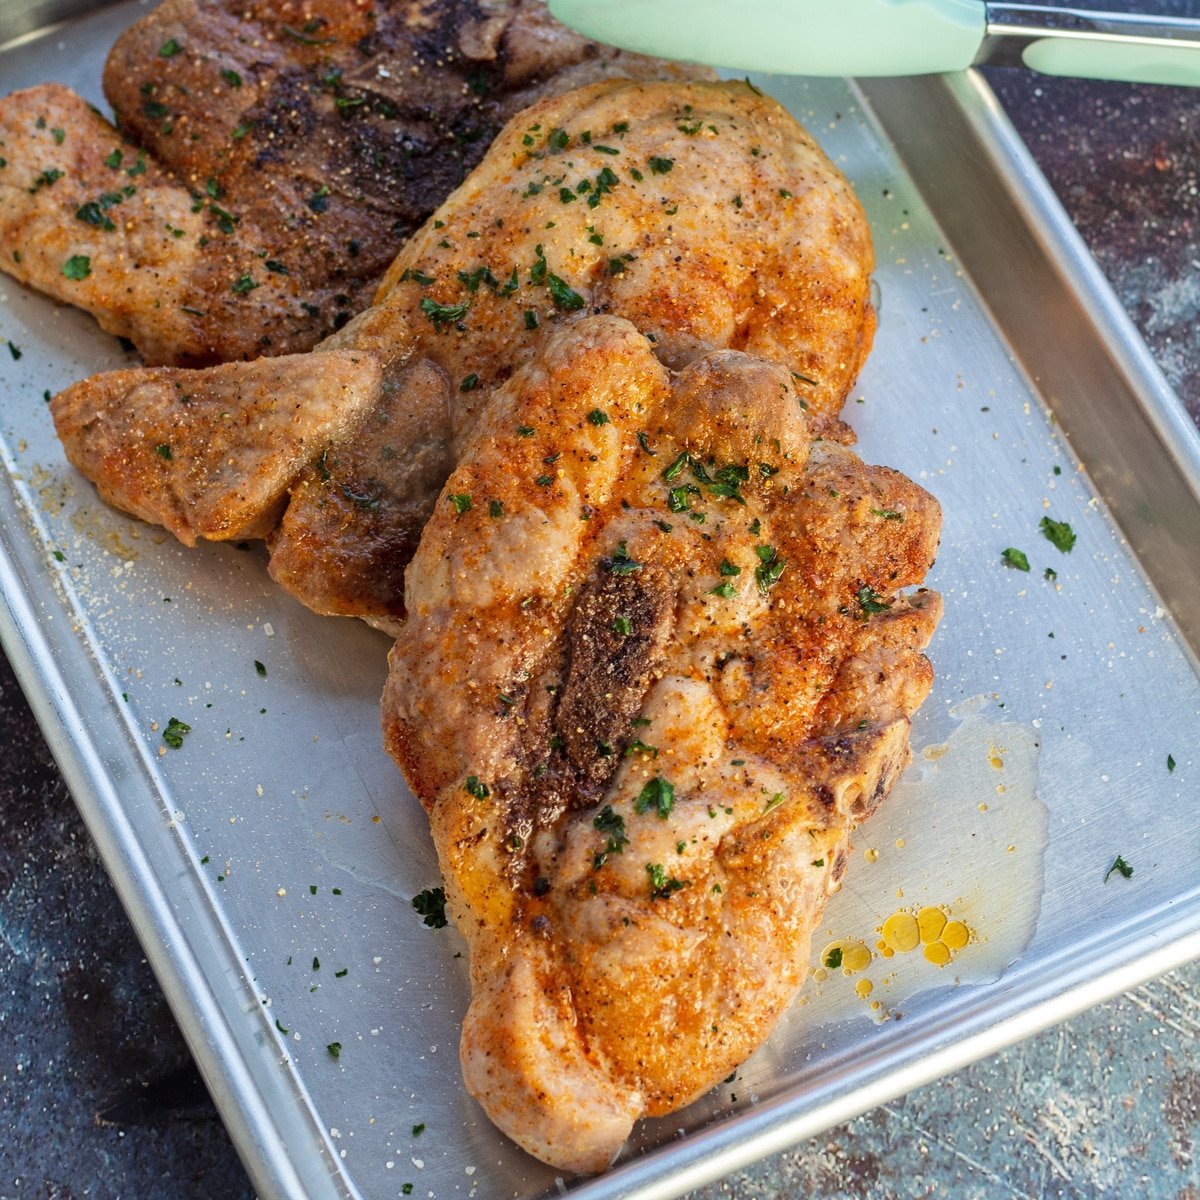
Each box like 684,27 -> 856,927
980,4 -> 1200,69
1,4 -> 1199,1200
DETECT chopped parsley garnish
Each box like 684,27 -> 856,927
856,585 -> 891,616
668,485 -> 698,513
460,373 -> 479,392
104,148 -> 123,168
719,559 -> 741,576
608,541 -> 642,575
1044,567 -> 1058,581
648,156 -> 674,174
230,272 -> 258,294
823,947 -> 843,970
523,308 -> 539,329
162,716 -> 191,749
1040,516 -> 1077,553
400,268 -> 435,285
547,127 -> 569,152
464,775 -> 490,799
419,296 -> 470,328
254,660 -> 267,677
586,165 -> 619,208
61,255 -> 91,281
326,1042 -> 342,1059
661,452 -> 748,504
28,167 -> 63,194
1168,754 -> 1176,773
754,545 -> 786,595
662,452 -> 691,480
709,583 -> 737,599
448,493 -> 473,516
457,265 -> 499,293
517,425 -> 535,437
647,863 -> 686,899
1103,855 -> 1133,883
635,776 -> 676,819
412,886 -> 448,928
159,38 -> 181,56
612,615 -> 633,636
154,443 -> 173,460
221,68 -> 243,87
1001,547 -> 1030,572
547,273 -> 585,310
593,805 -> 629,868
587,409 -> 609,426
75,193 -> 122,230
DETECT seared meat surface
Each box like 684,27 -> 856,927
383,316 -> 941,1171
52,77 -> 875,626
0,0 -> 696,364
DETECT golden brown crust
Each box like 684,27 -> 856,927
0,1 -> 704,365
50,350 -> 381,543
383,316 -> 941,1171
53,77 -> 876,628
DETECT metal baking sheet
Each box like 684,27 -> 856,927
3,5 -> 1200,1200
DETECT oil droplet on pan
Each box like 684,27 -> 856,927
798,694 -> 1047,1026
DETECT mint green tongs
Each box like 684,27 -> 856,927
547,1 -> 1200,87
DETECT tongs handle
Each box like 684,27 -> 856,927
548,0 -> 1200,86
548,0 -> 985,78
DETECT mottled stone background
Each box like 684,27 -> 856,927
2,4 -> 1199,1200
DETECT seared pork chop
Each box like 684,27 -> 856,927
0,0 -> 698,364
52,77 -> 875,627
383,315 -> 941,1171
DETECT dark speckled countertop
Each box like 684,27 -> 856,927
3,23 -> 1200,1200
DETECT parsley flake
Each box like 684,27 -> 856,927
1040,516 -> 1077,553
754,545 -> 786,595
1001,547 -> 1031,572
420,296 -> 470,328
62,255 -> 91,281
1103,855 -> 1133,883
412,887 -> 448,928
593,805 -> 629,868
647,863 -> 687,899
162,716 -> 191,749
635,776 -> 676,819
608,541 -> 642,575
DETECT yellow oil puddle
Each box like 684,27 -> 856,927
792,695 -> 1046,1027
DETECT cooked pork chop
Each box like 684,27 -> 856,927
0,0 -> 697,365
52,77 -> 875,627
383,316 -> 941,1171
